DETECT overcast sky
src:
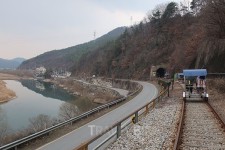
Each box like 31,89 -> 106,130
0,0 -> 185,59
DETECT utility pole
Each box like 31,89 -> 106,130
93,31 -> 96,40
130,16 -> 133,26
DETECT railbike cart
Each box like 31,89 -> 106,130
182,69 -> 209,101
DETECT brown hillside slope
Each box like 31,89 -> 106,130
74,0 -> 225,79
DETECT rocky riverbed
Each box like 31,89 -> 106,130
107,82 -> 183,150
50,78 -> 122,104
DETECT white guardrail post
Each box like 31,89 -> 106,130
134,111 -> 138,123
0,80 -> 142,150
117,122 -> 122,138
76,81 -> 170,150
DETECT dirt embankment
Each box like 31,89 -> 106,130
0,73 -> 20,80
0,70 -> 33,80
0,80 -> 16,103
50,78 -> 121,104
208,78 -> 225,123
87,77 -> 141,94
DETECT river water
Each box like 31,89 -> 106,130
0,80 -> 98,133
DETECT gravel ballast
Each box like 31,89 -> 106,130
107,82 -> 183,150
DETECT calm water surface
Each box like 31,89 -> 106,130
0,80 -> 98,133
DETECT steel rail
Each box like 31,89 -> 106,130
173,96 -> 225,150
173,97 -> 185,150
206,101 -> 225,130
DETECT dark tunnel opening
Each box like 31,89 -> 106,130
156,68 -> 166,78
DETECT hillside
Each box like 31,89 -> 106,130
73,0 -> 225,79
19,0 -> 225,79
0,58 -> 26,69
19,27 -> 126,70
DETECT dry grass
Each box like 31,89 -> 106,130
0,80 -> 16,103
208,78 -> 225,93
0,73 -> 20,80
10,81 -> 144,150
0,70 -> 33,78
208,78 -> 225,123
53,79 -> 118,104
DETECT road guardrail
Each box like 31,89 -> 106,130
0,81 -> 142,150
76,81 -> 170,150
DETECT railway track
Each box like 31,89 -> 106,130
174,100 -> 225,149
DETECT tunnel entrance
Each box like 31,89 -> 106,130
156,68 -> 166,78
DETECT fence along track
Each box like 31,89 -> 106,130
174,100 -> 225,149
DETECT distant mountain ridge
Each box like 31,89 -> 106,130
19,27 -> 126,70
18,1 -> 225,79
0,57 -> 26,69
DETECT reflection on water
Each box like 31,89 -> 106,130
0,80 -> 99,133
21,80 -> 75,101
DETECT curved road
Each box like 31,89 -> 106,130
37,81 -> 158,150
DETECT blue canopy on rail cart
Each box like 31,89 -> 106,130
178,73 -> 184,77
183,69 -> 207,77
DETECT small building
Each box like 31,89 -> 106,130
34,66 -> 46,78
51,70 -> 71,78
35,67 -> 46,75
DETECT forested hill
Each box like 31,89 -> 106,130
73,0 -> 225,79
0,58 -> 26,69
19,27 -> 126,70
20,0 -> 225,80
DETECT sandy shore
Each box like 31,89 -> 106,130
0,73 -> 21,80
0,80 -> 16,103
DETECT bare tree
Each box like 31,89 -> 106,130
59,103 -> 80,121
147,3 -> 167,22
0,107 -> 8,146
203,0 -> 225,38
28,114 -> 53,132
190,0 -> 206,15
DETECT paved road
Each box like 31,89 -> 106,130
37,81 -> 158,150
110,87 -> 129,97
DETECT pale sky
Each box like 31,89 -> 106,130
0,0 -> 185,59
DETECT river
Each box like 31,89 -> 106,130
0,80 -> 99,133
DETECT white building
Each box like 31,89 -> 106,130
35,67 -> 46,76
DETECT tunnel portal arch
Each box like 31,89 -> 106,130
156,68 -> 166,78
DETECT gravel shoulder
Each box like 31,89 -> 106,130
107,82 -> 183,150
17,80 -> 144,150
208,79 -> 225,124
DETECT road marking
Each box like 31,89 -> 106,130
37,82 -> 158,150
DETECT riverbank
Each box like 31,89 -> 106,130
0,70 -> 33,80
0,80 -> 16,103
48,78 -> 122,104
0,73 -> 21,80
18,81 -> 153,150
0,71 -> 34,103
